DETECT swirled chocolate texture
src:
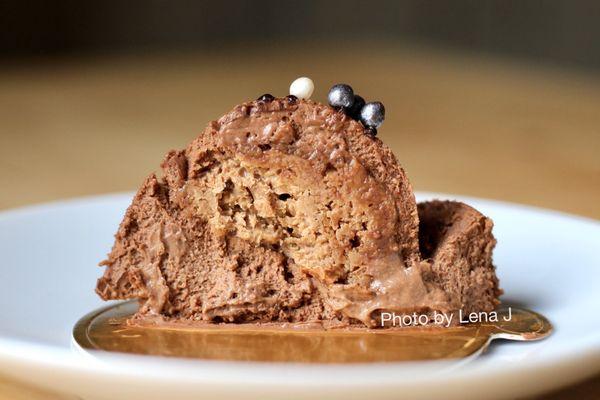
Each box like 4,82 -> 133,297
96,98 -> 501,328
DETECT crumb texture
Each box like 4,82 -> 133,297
97,98 -> 501,327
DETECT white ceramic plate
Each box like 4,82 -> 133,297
0,193 -> 599,400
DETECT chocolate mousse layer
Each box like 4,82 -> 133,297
96,98 -> 500,328
418,200 -> 502,315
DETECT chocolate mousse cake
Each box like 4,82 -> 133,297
96,83 -> 501,328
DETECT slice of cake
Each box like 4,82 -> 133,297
96,84 -> 501,328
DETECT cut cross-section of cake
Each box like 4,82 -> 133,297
96,97 -> 501,328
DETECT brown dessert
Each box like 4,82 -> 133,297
96,96 -> 501,328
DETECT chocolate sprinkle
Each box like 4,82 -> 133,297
285,95 -> 298,104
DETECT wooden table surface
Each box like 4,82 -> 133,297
0,43 -> 598,399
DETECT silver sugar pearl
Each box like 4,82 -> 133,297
360,101 -> 385,129
347,94 -> 365,119
328,84 -> 354,108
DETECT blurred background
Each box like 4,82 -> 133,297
2,1 -> 600,68
1,0 -> 599,219
0,1 -> 599,399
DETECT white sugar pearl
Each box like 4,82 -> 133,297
289,77 -> 314,100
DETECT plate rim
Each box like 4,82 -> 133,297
0,192 -> 599,398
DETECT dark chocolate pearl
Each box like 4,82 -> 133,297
346,94 -> 365,120
257,93 -> 275,102
360,101 -> 385,129
285,94 -> 298,104
328,84 -> 354,108
365,127 -> 378,136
